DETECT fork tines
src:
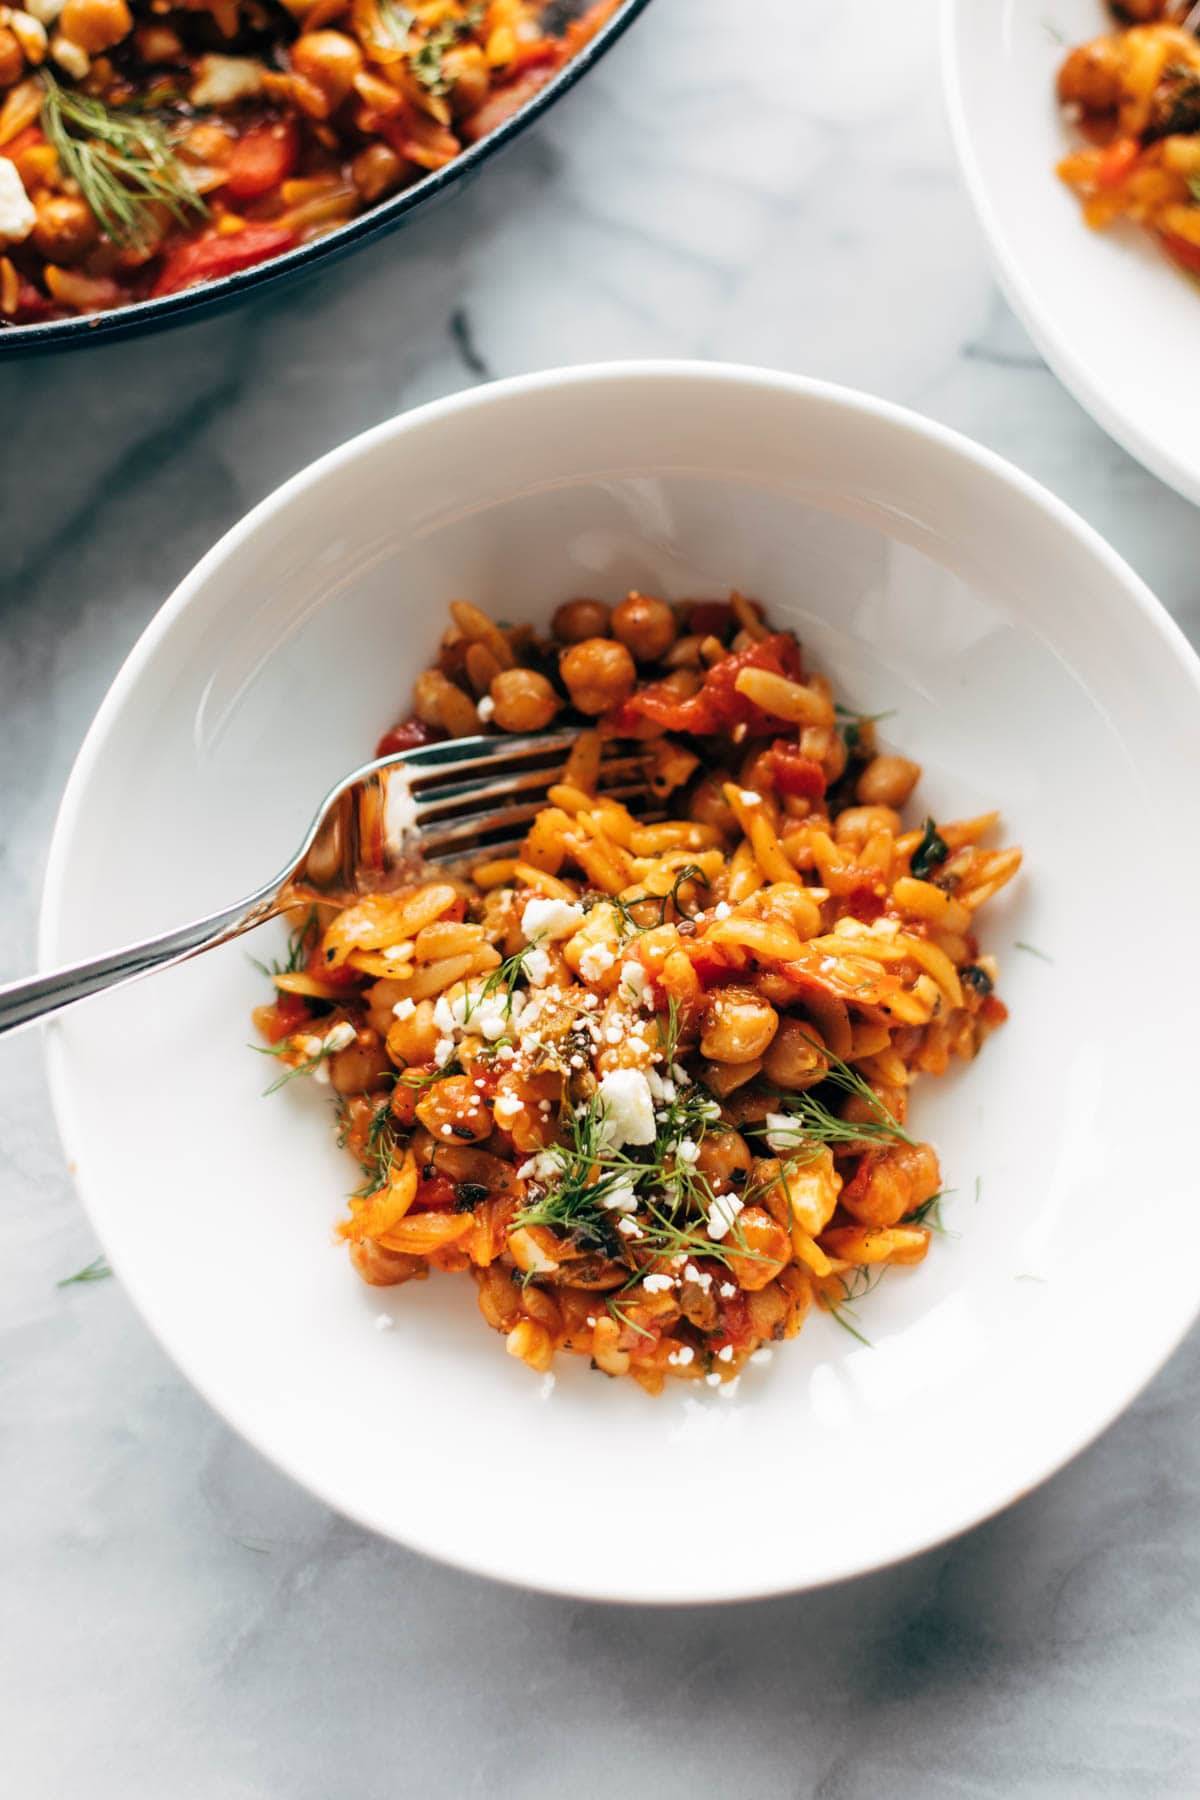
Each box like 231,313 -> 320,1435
400,731 -> 661,860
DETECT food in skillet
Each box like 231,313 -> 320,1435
1056,2 -> 1200,275
0,0 -> 617,325
252,593 -> 1020,1393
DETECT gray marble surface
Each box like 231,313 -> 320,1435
4,2 -> 1200,1794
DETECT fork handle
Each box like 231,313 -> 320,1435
0,890 -> 278,1038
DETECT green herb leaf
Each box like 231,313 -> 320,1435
1014,940 -> 1054,964
39,72 -> 205,247
57,1254 -> 112,1288
910,817 -> 950,880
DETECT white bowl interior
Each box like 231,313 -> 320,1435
41,366 -> 1200,1602
945,0 -> 1200,502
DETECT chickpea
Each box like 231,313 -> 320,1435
552,597 -> 611,643
412,667 -> 450,727
329,1028 -> 393,1096
559,637 -> 636,716
699,986 -> 779,1064
59,0 -> 132,54
856,754 -> 921,808
415,1073 -> 492,1142
1056,39 -> 1122,111
31,194 -> 97,264
762,1017 -> 827,1091
291,29 -> 362,113
833,804 -> 902,849
723,1207 -> 791,1292
351,142 -> 403,203
842,1142 -> 940,1229
348,1238 -> 424,1287
489,667 -> 560,733
612,591 -> 677,663
384,996 -> 439,1067
693,1126 -> 753,1191
0,26 -> 23,84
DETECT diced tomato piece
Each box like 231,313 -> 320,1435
223,119 -> 299,202
151,223 -> 298,298
0,125 -> 44,161
1161,230 -> 1200,275
686,601 -> 735,637
258,991 -> 312,1043
410,1173 -> 459,1213
389,1082 -> 420,1127
842,883 -> 886,922
1096,136 -> 1139,190
712,1287 -> 752,1351
768,741 -> 827,800
684,939 -> 740,988
375,715 -> 447,758
617,634 -> 802,737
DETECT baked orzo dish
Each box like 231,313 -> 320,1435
0,0 -> 617,324
252,592 -> 1020,1394
1057,3 -> 1200,275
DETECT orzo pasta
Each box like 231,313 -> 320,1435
0,0 -> 617,324
253,591 -> 1020,1393
1056,3 -> 1200,277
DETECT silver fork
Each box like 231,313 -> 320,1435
0,730 -> 657,1038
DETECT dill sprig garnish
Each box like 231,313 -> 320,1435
352,1101 -> 400,1198
606,864 -> 710,941
56,1253 -> 112,1288
753,1035 -> 914,1160
39,72 -> 205,247
463,940 -> 542,1024
253,1034 -> 339,1095
249,908 -> 319,982
823,1264 -> 887,1347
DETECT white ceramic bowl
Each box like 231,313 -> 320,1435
943,0 -> 1200,505
41,362 -> 1200,1603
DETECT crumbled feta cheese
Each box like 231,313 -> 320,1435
579,942 -> 616,983
518,1150 -> 563,1183
0,161 -> 35,245
493,1092 -> 523,1126
676,1137 -> 700,1165
667,1344 -> 695,1367
764,1111 -> 802,1153
434,1037 -> 455,1066
524,946 -> 551,987
49,31 -> 89,78
706,1192 -> 745,1241
392,997 -> 416,1020
603,1022 -> 623,1044
374,1314 -> 394,1332
671,1063 -> 690,1086
25,0 -> 65,24
682,1262 -> 713,1291
749,1347 -> 774,1366
569,1053 -> 585,1070
189,52 -> 265,109
719,1281 -> 737,1299
737,789 -> 760,806
600,1177 -> 639,1215
698,1096 -> 722,1121
713,900 -> 732,920
311,1062 -> 331,1086
705,1372 -> 722,1388
717,1376 -> 741,1399
642,1273 -> 675,1294
716,1344 -> 734,1363
476,694 -> 495,722
644,1067 -> 676,1106
435,982 -> 522,1044
298,1035 -> 324,1060
323,1022 -> 356,1053
619,960 -> 649,1005
521,896 -> 584,942
596,1067 -> 656,1149
617,1216 -> 643,1239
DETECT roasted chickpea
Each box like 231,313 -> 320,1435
699,986 -> 779,1064
348,1238 -> 425,1287
351,142 -> 403,202
693,1126 -> 753,1191
559,637 -> 636,715
489,667 -> 560,733
612,591 -> 677,663
291,29 -> 362,112
59,0 -> 132,52
31,195 -> 97,265
1056,39 -> 1122,111
415,1073 -> 492,1142
552,597 -> 611,643
841,1142 -> 940,1229
329,1028 -> 393,1096
833,804 -> 903,849
723,1207 -> 791,1291
385,997 -> 439,1067
762,1017 -> 827,1091
0,25 -> 23,83
856,754 -> 921,808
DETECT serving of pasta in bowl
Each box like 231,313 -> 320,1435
39,362 -> 1200,1600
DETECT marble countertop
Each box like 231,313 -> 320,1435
4,1 -> 1200,1793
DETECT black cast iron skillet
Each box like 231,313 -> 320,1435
2,0 -> 652,355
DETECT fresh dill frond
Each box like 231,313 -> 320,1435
465,940 -> 541,1022
39,72 -> 205,247
904,1189 -> 955,1235
352,1102 -> 399,1198
249,908 -> 319,981
824,1263 -> 887,1347
57,1254 -> 112,1288
1014,940 -> 1054,964
604,1295 -> 655,1341
753,1034 -> 914,1159
608,863 -> 710,941
253,1035 -> 337,1096
399,1049 -> 462,1090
